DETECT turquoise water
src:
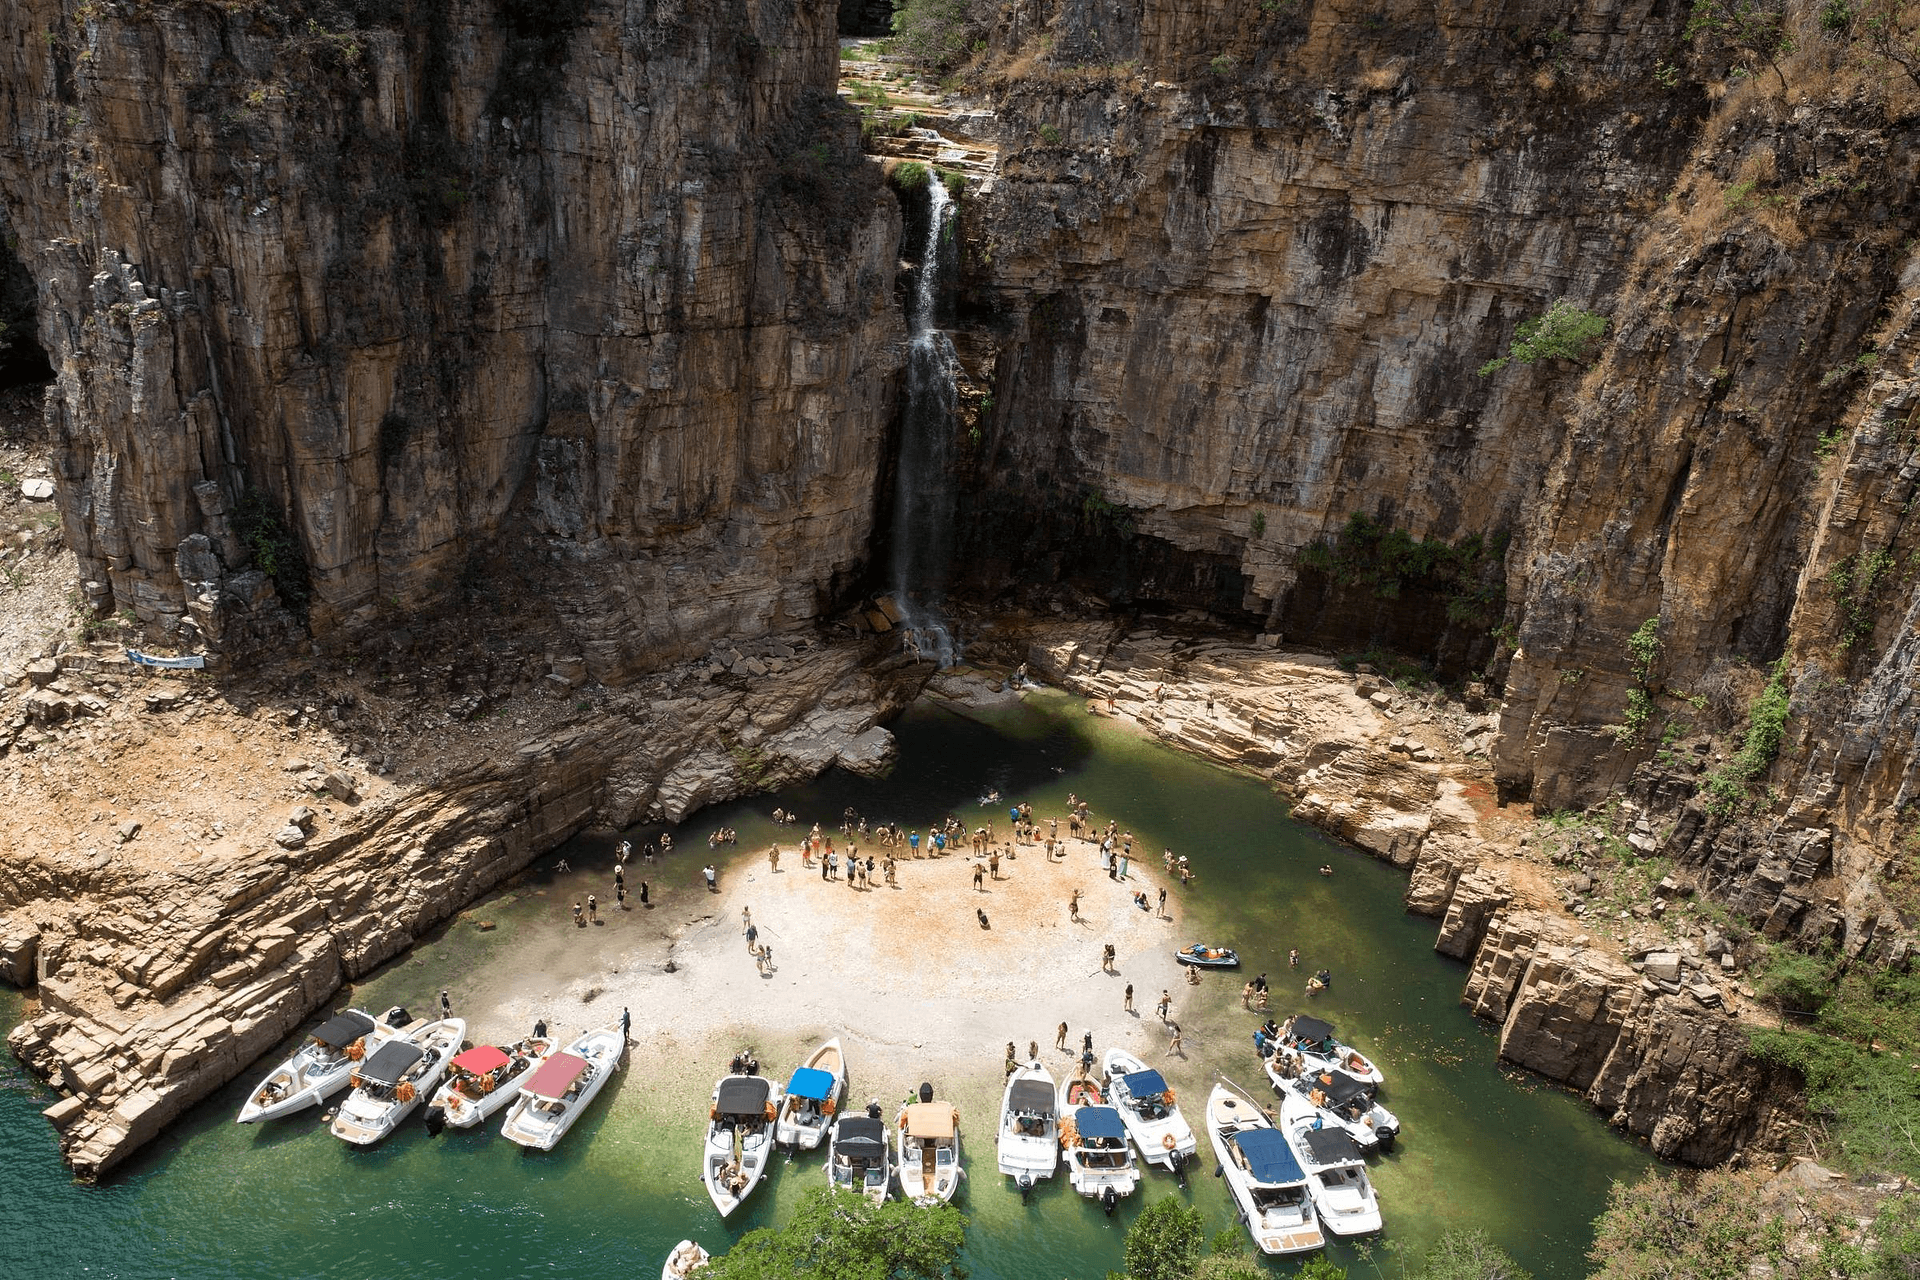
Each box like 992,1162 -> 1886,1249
0,691 -> 1649,1277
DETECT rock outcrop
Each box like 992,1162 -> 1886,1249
1,634 -> 925,1178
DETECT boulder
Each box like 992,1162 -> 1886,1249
20,477 -> 54,501
321,771 -> 359,803
289,806 -> 318,833
116,820 -> 142,843
273,826 -> 309,849
25,658 -> 59,687
1641,950 -> 1683,982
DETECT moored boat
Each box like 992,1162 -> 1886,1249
1058,1101 -> 1138,1207
1264,1014 -> 1384,1088
995,1061 -> 1059,1191
896,1099 -> 963,1205
703,1074 -> 780,1216
1267,1060 -> 1399,1152
499,1025 -> 623,1151
1102,1048 -> 1196,1173
426,1031 -> 553,1131
236,1007 -> 401,1124
329,1016 -> 466,1146
661,1239 -> 710,1278
827,1109 -> 892,1203
1205,1083 -> 1324,1256
774,1038 -> 846,1151
1279,1089 -> 1383,1236
1175,944 -> 1239,968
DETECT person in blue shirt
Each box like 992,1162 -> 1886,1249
933,831 -> 946,852
909,831 -> 921,854
1009,806 -> 1020,826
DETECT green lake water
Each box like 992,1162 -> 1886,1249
0,691 -> 1651,1278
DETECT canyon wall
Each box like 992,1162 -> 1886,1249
0,0 -> 901,672
945,0 -> 1920,958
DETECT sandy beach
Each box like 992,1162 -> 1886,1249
429,812 -> 1213,1128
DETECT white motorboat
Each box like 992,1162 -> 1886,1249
703,1074 -> 780,1216
499,1025 -> 624,1151
995,1061 -> 1059,1190
1266,1060 -> 1399,1152
1057,1076 -> 1138,1205
1206,1083 -> 1325,1256
1102,1048 -> 1197,1172
774,1038 -> 846,1151
827,1109 -> 892,1203
660,1239 -> 710,1278
1268,1014 -> 1385,1088
236,1007 -> 400,1124
1279,1089 -> 1383,1235
896,1099 -> 963,1205
330,1017 -> 466,1145
425,1031 -> 553,1130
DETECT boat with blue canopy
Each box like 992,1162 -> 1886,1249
1058,1080 -> 1139,1206
775,1039 -> 846,1152
1102,1047 -> 1197,1173
1206,1082 -> 1324,1256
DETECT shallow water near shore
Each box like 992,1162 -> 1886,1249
0,690 -> 1650,1277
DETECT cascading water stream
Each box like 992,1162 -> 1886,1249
887,176 -> 960,667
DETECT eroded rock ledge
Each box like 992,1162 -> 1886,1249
1015,618 -> 1792,1164
2,634 -> 924,1179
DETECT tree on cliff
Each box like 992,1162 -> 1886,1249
699,1186 -> 965,1279
1684,0 -> 1795,92
1478,300 -> 1610,376
891,0 -> 983,71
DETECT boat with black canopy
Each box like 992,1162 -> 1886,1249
330,1015 -> 465,1146
995,1061 -> 1059,1191
703,1073 -> 780,1215
499,1024 -> 623,1151
1102,1048 -> 1196,1173
1206,1082 -> 1325,1256
774,1038 -> 845,1151
1260,1014 -> 1385,1087
1269,1060 -> 1399,1152
1060,1102 -> 1139,1206
827,1110 -> 893,1203
236,1006 -> 403,1124
1279,1088 -> 1383,1235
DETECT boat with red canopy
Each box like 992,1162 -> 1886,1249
425,1029 -> 553,1130
500,1025 -> 623,1151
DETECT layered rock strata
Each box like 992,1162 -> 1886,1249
1,633 -> 923,1178
1016,620 -> 1788,1161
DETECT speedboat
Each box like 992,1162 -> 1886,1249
330,1016 -> 465,1145
236,1007 -> 402,1124
661,1239 -> 710,1278
1175,944 -> 1238,968
1269,1062 -> 1399,1152
1205,1083 -> 1325,1256
774,1038 -> 846,1151
1102,1048 -> 1196,1173
1057,1081 -> 1138,1207
499,1025 -> 624,1150
896,1099 -> 963,1205
426,1030 -> 553,1130
1265,1014 -> 1385,1087
828,1109 -> 892,1203
703,1074 -> 780,1216
1279,1089 -> 1383,1235
995,1061 -> 1059,1191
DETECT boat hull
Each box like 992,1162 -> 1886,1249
1100,1049 -> 1196,1171
499,1028 -> 622,1151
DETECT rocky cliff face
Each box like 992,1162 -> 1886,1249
1,0 -> 900,670
940,0 -> 1920,963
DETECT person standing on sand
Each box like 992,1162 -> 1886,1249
1005,1042 -> 1017,1075
909,830 -> 921,857
1157,887 -> 1168,916
742,907 -> 753,933
1124,983 -> 1134,1012
1082,1030 -> 1094,1058
703,864 -> 717,892
614,864 -> 625,891
1101,943 -> 1115,972
618,840 -> 631,865
1242,981 -> 1254,1009
885,856 -> 897,886
640,880 -> 650,907
587,893 -> 598,923
973,864 -> 985,891
1157,990 -> 1171,1021
1167,1023 -> 1184,1056
1068,890 -> 1081,921
988,851 -> 1000,879
1028,1039 -> 1039,1061
616,882 -> 628,910
571,902 -> 583,927
769,845 -> 779,873
1056,1022 -> 1069,1052
440,989 -> 453,1019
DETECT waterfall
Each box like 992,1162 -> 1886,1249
888,176 -> 960,667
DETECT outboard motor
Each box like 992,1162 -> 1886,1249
1017,1172 -> 1032,1204
386,1007 -> 411,1027
918,1081 -> 934,1104
1101,1184 -> 1118,1216
866,1100 -> 883,1120
422,1105 -> 447,1137
1169,1148 -> 1187,1187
